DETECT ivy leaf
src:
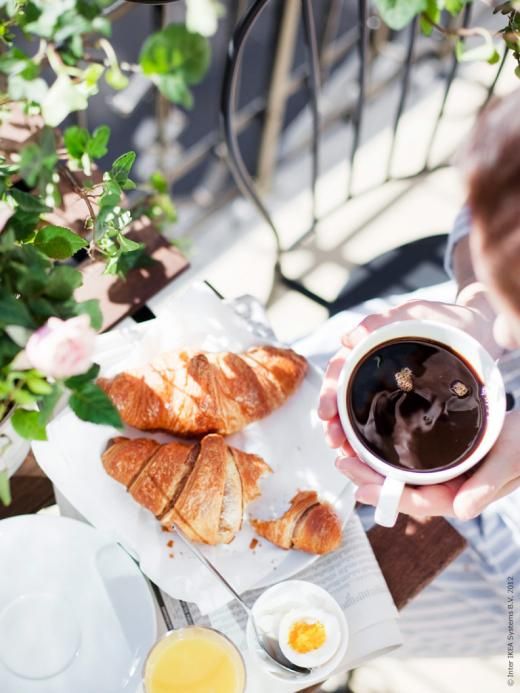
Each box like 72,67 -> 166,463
420,0 -> 440,36
26,375 -> 53,395
0,290 -> 36,328
105,66 -> 128,90
105,246 -> 155,277
445,0 -> 470,15
8,74 -> 48,103
157,74 -> 193,108
74,299 -> 103,331
110,151 -> 136,186
374,0 -> 427,30
11,409 -> 47,441
139,23 -> 210,83
64,126 -> 89,160
7,209 -> 41,242
69,382 -> 122,428
41,75 -> 88,127
0,334 -> 21,369
9,188 -> 51,213
86,125 -> 110,159
0,470 -> 11,506
44,266 -> 83,300
34,225 -> 88,260
150,171 -> 168,194
38,383 -> 63,425
65,363 -> 100,389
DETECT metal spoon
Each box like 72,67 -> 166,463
174,525 -> 312,677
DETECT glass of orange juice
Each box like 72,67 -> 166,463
143,626 -> 246,693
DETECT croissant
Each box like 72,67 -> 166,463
250,491 -> 342,555
98,345 -> 307,437
102,433 -> 271,545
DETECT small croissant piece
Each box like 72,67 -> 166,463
250,491 -> 342,555
97,346 -> 308,437
102,434 -> 271,545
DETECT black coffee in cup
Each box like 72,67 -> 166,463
347,338 -> 487,471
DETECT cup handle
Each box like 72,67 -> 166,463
374,477 -> 405,527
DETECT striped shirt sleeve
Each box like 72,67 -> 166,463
444,206 -> 472,279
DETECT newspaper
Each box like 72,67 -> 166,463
158,510 -> 401,691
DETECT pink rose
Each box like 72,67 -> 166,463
25,315 -> 96,379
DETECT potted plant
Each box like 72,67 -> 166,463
0,0 -> 218,504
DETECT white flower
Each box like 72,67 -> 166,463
25,315 -> 96,380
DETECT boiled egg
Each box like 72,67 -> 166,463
278,607 -> 341,668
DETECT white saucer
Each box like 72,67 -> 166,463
0,515 -> 157,692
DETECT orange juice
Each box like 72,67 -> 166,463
143,626 -> 246,693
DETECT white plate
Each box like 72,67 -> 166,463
0,515 -> 157,693
33,284 -> 355,613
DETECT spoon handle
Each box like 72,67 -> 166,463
174,525 -> 251,616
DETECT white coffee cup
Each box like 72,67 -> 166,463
336,320 -> 506,527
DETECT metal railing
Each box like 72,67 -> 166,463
219,0 -> 509,307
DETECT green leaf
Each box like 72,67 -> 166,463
9,188 -> 51,213
26,376 -> 53,395
83,63 -> 104,87
0,334 -> 21,369
0,470 -> 11,506
86,125 -> 110,159
105,66 -> 128,90
41,75 -> 88,127
19,143 -> 43,187
374,0 -> 427,30
0,291 -> 35,328
110,151 -> 136,185
65,363 -> 100,390
139,23 -> 210,84
34,225 -> 88,260
117,234 -> 142,253
38,383 -> 63,424
157,74 -> 193,108
487,49 -> 501,65
420,0 -> 440,36
8,74 -> 48,103
69,382 -> 122,428
64,126 -> 89,160
19,128 -> 58,188
11,409 -> 47,441
74,299 -> 103,331
44,266 -> 83,301
105,247 -> 155,277
7,209 -> 41,242
445,0 -> 469,15
150,171 -> 168,194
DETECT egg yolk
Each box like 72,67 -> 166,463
288,620 -> 326,653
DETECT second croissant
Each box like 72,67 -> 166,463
102,434 -> 272,545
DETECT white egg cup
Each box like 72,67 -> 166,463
246,579 -> 349,686
336,319 -> 506,528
